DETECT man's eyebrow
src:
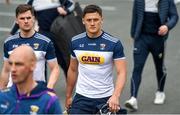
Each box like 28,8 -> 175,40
8,61 -> 24,65
19,16 -> 32,19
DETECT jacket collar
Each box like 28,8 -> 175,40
12,81 -> 52,100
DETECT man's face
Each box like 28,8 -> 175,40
83,12 -> 103,37
16,10 -> 35,32
8,53 -> 33,84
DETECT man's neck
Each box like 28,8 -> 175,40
17,80 -> 37,95
87,30 -> 103,38
20,29 -> 35,38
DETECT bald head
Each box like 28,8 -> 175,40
8,45 -> 37,85
10,45 -> 36,62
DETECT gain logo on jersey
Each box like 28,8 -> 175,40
79,53 -> 105,64
30,105 -> 39,114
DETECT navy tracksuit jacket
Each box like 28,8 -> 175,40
130,0 -> 179,97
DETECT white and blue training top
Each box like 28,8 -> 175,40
71,31 -> 126,98
4,32 -> 57,86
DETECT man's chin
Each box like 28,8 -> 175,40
12,79 -> 20,84
12,81 -> 17,84
22,29 -> 31,32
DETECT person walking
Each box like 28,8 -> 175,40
65,4 -> 127,114
0,4 -> 60,89
10,0 -> 75,77
0,45 -> 62,114
125,0 -> 179,111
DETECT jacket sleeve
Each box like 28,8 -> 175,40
130,1 -> 136,38
166,0 -> 179,30
59,0 -> 75,13
46,95 -> 62,114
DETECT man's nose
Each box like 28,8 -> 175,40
90,20 -> 95,25
24,18 -> 28,23
11,64 -> 16,72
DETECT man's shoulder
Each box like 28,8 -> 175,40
0,87 -> 14,98
35,82 -> 58,99
0,88 -> 11,93
46,91 -> 58,97
31,83 -> 59,102
4,34 -> 19,43
71,32 -> 86,42
33,32 -> 52,43
39,91 -> 59,103
102,32 -> 120,43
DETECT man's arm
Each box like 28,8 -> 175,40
158,0 -> 179,36
65,58 -> 78,109
47,60 -> 60,89
165,0 -> 179,30
108,59 -> 127,112
0,60 -> 10,89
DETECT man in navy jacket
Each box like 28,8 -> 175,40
0,45 -> 62,114
125,0 -> 179,111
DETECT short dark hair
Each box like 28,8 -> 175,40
15,4 -> 35,17
82,4 -> 102,18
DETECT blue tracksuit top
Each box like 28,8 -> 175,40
0,82 -> 62,114
131,0 -> 179,40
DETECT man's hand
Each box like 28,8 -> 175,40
107,95 -> 120,113
57,7 -> 67,16
65,96 -> 72,110
158,25 -> 168,36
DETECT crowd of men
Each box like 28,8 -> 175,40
0,0 -> 179,114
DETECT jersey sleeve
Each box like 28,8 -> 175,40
3,42 -> 9,60
45,41 -> 57,60
70,40 -> 76,58
113,40 -> 125,59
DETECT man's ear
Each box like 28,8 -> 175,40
15,18 -> 18,24
31,61 -> 36,71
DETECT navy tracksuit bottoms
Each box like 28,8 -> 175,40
131,33 -> 167,97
